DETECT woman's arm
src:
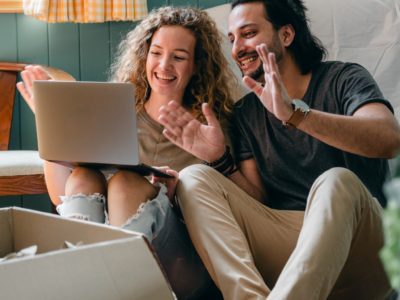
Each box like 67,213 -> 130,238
298,103 -> 400,158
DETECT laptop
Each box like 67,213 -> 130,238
32,80 -> 173,178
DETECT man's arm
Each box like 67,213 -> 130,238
298,103 -> 400,158
229,158 -> 266,203
244,44 -> 400,159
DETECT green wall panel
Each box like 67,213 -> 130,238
199,0 -> 228,9
0,14 -> 17,62
22,194 -> 52,212
79,23 -> 110,81
48,23 -> 80,80
109,21 -> 137,70
0,196 -> 22,208
148,0 -> 168,11
169,0 -> 196,7
17,15 -> 49,66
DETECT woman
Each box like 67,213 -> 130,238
17,6 -> 234,299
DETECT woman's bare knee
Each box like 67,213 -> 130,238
108,170 -> 157,201
107,170 -> 158,226
65,167 -> 107,196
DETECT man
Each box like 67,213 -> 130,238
158,0 -> 400,299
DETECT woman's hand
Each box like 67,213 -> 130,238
150,167 -> 179,202
158,101 -> 226,163
16,65 -> 52,114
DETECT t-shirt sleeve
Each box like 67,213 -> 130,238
336,63 -> 394,115
228,100 -> 254,163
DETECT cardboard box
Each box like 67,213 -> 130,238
0,207 -> 175,300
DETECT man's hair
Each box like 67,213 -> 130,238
110,6 -> 234,122
231,0 -> 326,74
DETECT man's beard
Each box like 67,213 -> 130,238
245,62 -> 264,81
241,33 -> 283,82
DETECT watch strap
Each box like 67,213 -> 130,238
284,110 -> 307,127
282,99 -> 310,128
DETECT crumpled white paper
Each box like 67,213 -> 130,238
0,245 -> 38,263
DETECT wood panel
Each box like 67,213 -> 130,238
0,175 -> 47,195
0,71 -> 17,150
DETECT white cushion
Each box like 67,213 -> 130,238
0,151 -> 44,176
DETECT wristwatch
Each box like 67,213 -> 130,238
282,99 -> 310,128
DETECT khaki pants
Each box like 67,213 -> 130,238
177,165 -> 392,300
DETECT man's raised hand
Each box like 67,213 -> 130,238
242,43 -> 293,123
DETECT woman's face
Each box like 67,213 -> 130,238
146,25 -> 196,102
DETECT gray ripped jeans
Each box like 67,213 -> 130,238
57,184 -> 221,300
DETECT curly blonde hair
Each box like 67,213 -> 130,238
110,6 -> 234,122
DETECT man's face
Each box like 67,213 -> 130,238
228,2 -> 283,82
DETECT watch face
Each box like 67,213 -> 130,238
292,99 -> 310,113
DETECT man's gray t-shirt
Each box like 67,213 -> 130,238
230,61 -> 393,210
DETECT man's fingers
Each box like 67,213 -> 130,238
243,76 -> 264,97
256,44 -> 270,73
269,52 -> 282,82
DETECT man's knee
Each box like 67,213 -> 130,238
178,164 -> 225,208
179,164 -> 219,190
310,167 -> 374,209
317,167 -> 360,185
